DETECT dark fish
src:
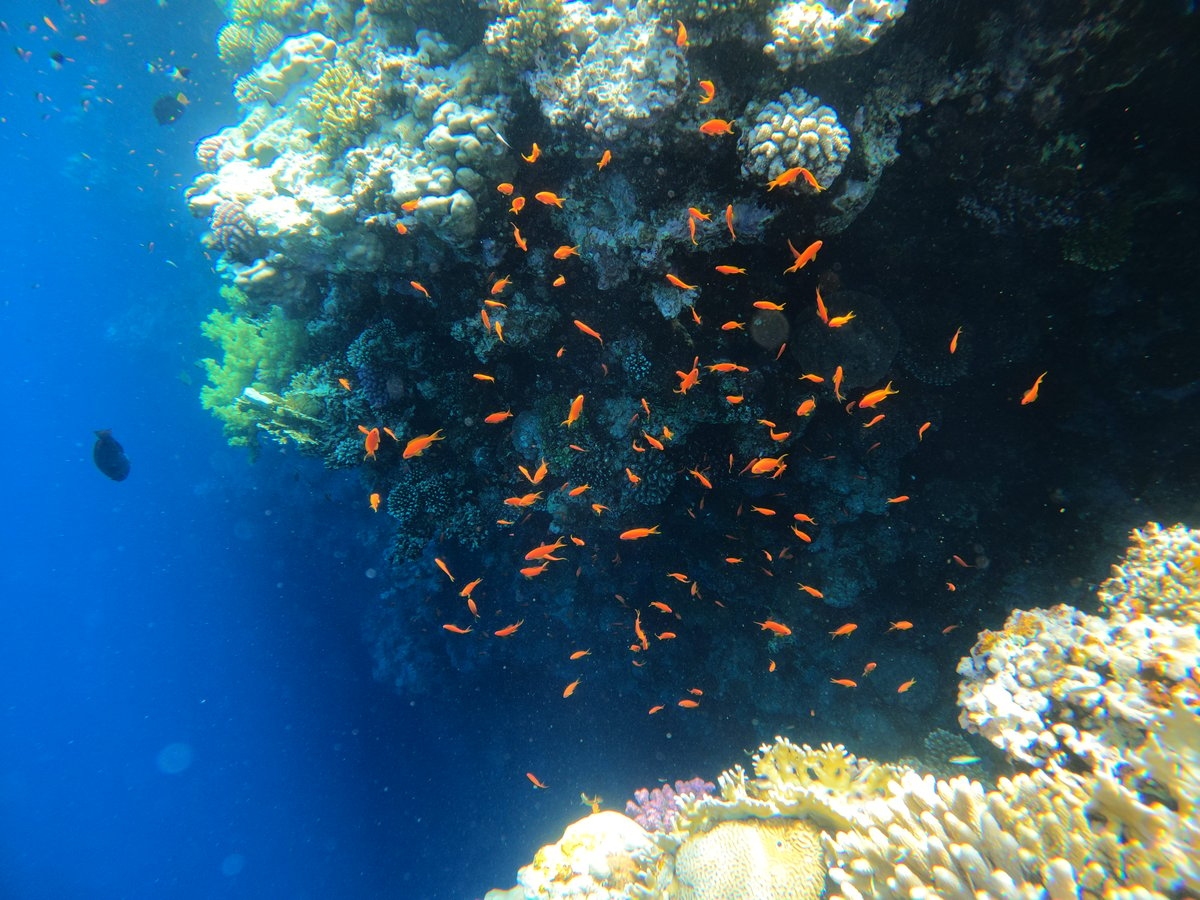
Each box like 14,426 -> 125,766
152,92 -> 186,125
93,429 -> 130,481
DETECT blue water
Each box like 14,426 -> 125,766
0,4 -> 518,896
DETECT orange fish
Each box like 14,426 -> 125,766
505,492 -> 543,507
510,196 -> 526,215
784,238 -> 822,273
698,80 -> 715,104
473,373 -> 495,383
699,118 -> 733,135
484,410 -> 513,424
687,468 -> 712,489
687,216 -> 697,246
946,583 -> 957,592
830,678 -> 858,688
795,397 -> 816,418
766,166 -> 805,191
665,273 -> 698,290
534,191 -> 564,208
460,577 -> 483,598
410,280 -> 431,298
887,620 -> 914,632
667,572 -> 690,583
675,357 -> 700,394
887,496 -> 910,504
570,650 -> 591,660
832,365 -> 845,401
563,678 -> 581,698
568,484 -> 591,496
520,562 -> 549,578
522,142 -> 541,163
634,610 -> 649,650
753,300 -> 785,311
552,275 -> 566,287
642,431 -> 664,451
518,459 -> 548,485
403,429 -> 444,459
483,299 -> 508,309
490,276 -> 511,295
863,414 -> 885,428
862,662 -> 877,677
687,207 -> 712,221
442,624 -> 472,634
466,596 -> 479,616
754,620 -> 792,636
620,526 -> 660,541
338,377 -> 352,390
707,362 -> 747,373
597,149 -> 612,169
751,506 -> 776,516
674,19 -> 687,47
725,203 -> 736,240
797,583 -> 823,598
495,322 -> 505,343
897,678 -> 917,693
830,623 -> 857,638
749,454 -> 787,475
726,395 -> 744,404
591,503 -> 609,515
554,245 -> 580,260
768,659 -> 776,672
494,619 -> 525,637
799,168 -> 823,191
363,426 -> 381,460
562,393 -> 584,426
677,699 -> 699,708
573,320 -> 603,344
814,287 -> 830,324
918,421 -> 932,441
790,526 -> 812,542
953,555 -> 974,568
369,492 -> 381,511
512,223 -> 528,251
401,199 -> 420,211
827,312 -> 856,328
858,382 -> 898,408
525,772 -> 547,788
942,624 -> 961,634
950,326 -> 963,354
721,321 -> 745,331
650,601 -> 673,614
713,265 -> 746,275
648,705 -> 664,715
481,308 -> 492,332
496,182 -> 514,195
1021,371 -> 1047,405
525,537 -> 566,561
434,558 -> 455,581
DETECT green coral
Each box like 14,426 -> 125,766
483,0 -> 563,71
304,62 -> 377,151
199,306 -> 310,449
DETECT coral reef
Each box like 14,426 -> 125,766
625,778 -> 715,833
763,0 -> 908,71
525,1 -> 688,144
739,88 -> 851,193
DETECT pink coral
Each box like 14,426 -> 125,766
625,777 -> 714,832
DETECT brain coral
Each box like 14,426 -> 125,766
673,819 -> 824,900
740,88 -> 851,192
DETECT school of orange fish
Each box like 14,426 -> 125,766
341,68 -> 1049,792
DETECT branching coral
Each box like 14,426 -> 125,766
304,61 -> 377,152
483,0 -> 563,72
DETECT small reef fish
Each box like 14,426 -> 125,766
526,772 -> 547,789
442,624 -> 472,634
753,300 -> 785,311
520,562 -> 550,578
92,429 -> 131,481
897,678 -> 917,693
552,275 -> 566,286
369,492 -> 381,512
830,623 -> 857,638
950,326 -> 963,354
665,273 -> 698,290
525,537 -> 566,561
410,280 -> 431,298
827,312 -> 856,328
563,678 -> 581,698
510,196 -> 525,215
511,224 -> 528,251
797,584 -> 823,598
569,650 -> 591,660
1021,371 -> 1047,405
574,319 -> 603,344
698,80 -> 715,104
815,288 -> 830,324
918,421 -> 932,440
714,265 -> 746,275
887,496 -> 910,504
473,373 -> 496,382
490,276 -> 511,294
496,182 -> 514,195
858,382 -> 898,408
460,578 -> 483,598
862,662 -> 877,677
699,118 -> 734,135
830,678 -> 857,688
362,426 -> 381,460
484,410 -> 513,424
597,150 -> 612,169
648,705 -> 664,715
562,394 -> 585,426
403,429 -> 444,458
534,191 -> 565,207
554,245 -> 580,259
522,142 -> 541,163
677,699 -> 699,708
675,358 -> 700,394
887,620 -> 914,632
504,492 -> 543,507
674,20 -> 687,47
725,204 -> 736,240
620,526 -> 661,540
754,620 -> 792,636
783,239 -> 822,273
435,558 -> 454,581
338,378 -> 352,390
494,619 -> 525,637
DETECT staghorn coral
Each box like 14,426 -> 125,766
740,88 -> 851,193
304,61 -> 377,151
763,0 -> 907,72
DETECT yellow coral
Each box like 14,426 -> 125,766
304,62 -> 377,151
482,0 -> 563,70
1099,522 -> 1200,624
674,819 -> 824,900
